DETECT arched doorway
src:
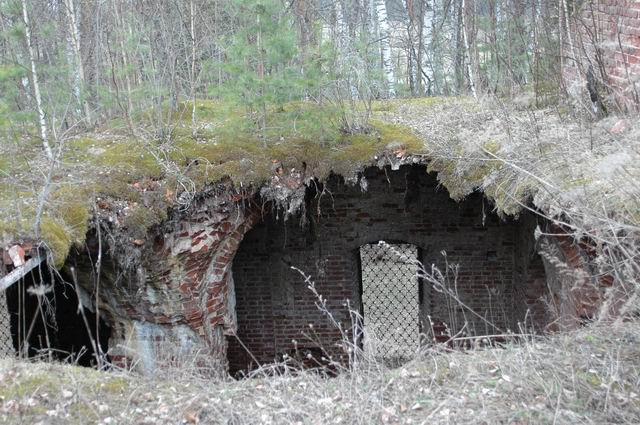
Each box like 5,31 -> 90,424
227,164 -> 548,374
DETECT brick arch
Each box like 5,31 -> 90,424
199,213 -> 260,344
538,226 -> 611,331
101,190 -> 264,373
94,166 -> 605,375
227,164 -> 550,373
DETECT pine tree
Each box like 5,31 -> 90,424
214,0 -> 320,145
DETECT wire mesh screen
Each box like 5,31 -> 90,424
0,290 -> 14,356
360,243 -> 420,362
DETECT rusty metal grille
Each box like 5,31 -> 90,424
360,243 -> 420,362
0,290 -> 14,357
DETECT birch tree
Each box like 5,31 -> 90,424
0,0 -> 568,141
461,0 -> 477,98
375,0 -> 396,97
21,0 -> 52,160
63,0 -> 92,127
187,0 -> 198,136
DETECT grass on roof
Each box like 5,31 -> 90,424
0,99 -> 427,264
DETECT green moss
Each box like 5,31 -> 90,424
371,100 -> 397,112
101,377 -> 130,394
372,120 -> 424,152
578,371 -> 602,388
0,375 -> 55,399
434,365 -> 453,385
404,96 -> 452,107
567,176 -> 593,187
40,218 -> 73,268
59,202 -> 90,244
482,177 -> 539,217
69,401 -> 100,420
0,99 -> 429,266
97,141 -> 163,178
48,185 -> 93,245
484,379 -> 498,388
175,99 -> 232,124
99,178 -> 142,202
124,207 -> 158,238
169,106 -> 423,185
483,140 -> 501,155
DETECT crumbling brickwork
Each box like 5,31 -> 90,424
1,163 -> 604,374
566,0 -> 640,111
228,165 -> 546,373
74,182 -> 261,373
512,214 -> 549,331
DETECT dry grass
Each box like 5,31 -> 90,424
382,97 -> 640,321
2,96 -> 639,424
0,320 -> 639,424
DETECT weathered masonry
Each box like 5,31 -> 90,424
227,165 -> 550,373
565,0 -> 640,112
0,163 -> 607,374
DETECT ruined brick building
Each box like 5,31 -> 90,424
0,0 -> 634,374
226,165 -> 550,373
1,160 -> 605,374
565,0 -> 640,112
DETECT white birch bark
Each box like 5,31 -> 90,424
64,0 -> 92,126
461,0 -> 477,99
375,0 -> 396,97
423,0 -> 435,93
562,0 -> 577,66
21,0 -> 53,160
190,0 -> 197,136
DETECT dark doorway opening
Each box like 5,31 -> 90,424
229,164 -> 551,376
5,264 -> 110,367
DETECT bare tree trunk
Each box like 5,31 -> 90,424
375,0 -> 396,97
427,0 -> 441,94
416,0 -> 426,95
455,1 -> 464,92
461,0 -> 478,99
532,0 -> 541,104
506,0 -> 514,94
562,0 -> 576,65
190,0 -> 198,137
21,0 -> 53,160
113,1 -> 134,122
256,10 -> 267,145
405,0 -> 422,96
461,0 -> 477,98
489,0 -> 499,92
93,1 -> 104,119
64,0 -> 93,127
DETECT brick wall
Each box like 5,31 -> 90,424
72,181 -> 262,374
0,162 -> 607,374
512,214 -> 549,331
566,0 -> 640,111
228,165 -> 546,373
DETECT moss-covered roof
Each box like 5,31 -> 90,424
0,100 -> 424,264
2,96 -> 638,266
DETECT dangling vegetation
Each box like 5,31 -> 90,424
0,0 -> 636,258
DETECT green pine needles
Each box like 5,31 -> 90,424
213,0 -> 328,145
